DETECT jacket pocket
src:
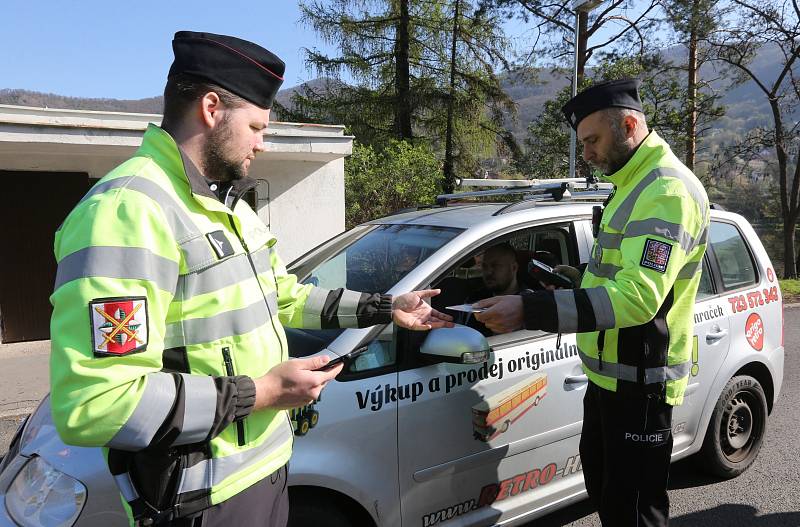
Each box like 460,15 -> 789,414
222,346 -> 246,446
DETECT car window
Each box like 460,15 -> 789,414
294,224 -> 463,293
696,257 -> 715,301
432,222 -> 577,343
708,221 -> 757,291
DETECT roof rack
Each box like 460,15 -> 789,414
435,177 -> 613,207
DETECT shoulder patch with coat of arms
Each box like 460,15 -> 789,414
89,297 -> 149,357
640,238 -> 672,273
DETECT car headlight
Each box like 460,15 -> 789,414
5,456 -> 86,527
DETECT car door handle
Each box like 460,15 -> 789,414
564,374 -> 589,387
706,329 -> 728,344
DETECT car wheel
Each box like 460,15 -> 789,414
309,410 -> 320,428
288,489 -> 371,527
296,417 -> 311,436
699,375 -> 767,479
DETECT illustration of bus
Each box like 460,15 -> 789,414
471,374 -> 548,442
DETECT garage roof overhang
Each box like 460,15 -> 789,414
0,104 -> 353,177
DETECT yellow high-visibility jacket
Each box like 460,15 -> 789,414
50,124 -> 392,521
522,132 -> 709,405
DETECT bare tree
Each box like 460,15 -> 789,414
711,0 -> 800,278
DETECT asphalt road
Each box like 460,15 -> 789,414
533,305 -> 800,527
1,310 -> 798,526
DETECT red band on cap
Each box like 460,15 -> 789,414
196,37 -> 284,81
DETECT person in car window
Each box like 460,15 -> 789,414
473,78 -> 710,527
463,243 -> 522,336
48,31 -> 453,527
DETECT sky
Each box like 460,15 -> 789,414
0,0 -> 635,101
0,1 -> 339,99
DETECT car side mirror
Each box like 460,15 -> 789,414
420,325 -> 491,364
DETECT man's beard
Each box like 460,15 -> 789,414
592,133 -> 635,175
203,119 -> 247,182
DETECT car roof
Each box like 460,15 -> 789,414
366,201 -> 601,230
366,200 -> 737,231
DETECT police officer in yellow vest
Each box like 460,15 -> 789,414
474,79 -> 710,526
49,31 -> 453,527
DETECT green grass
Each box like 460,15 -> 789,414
779,279 -> 800,302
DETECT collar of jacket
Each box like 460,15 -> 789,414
136,124 -> 257,212
601,131 -> 670,188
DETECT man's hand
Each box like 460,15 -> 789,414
473,295 -> 524,334
392,289 -> 454,330
254,356 -> 343,411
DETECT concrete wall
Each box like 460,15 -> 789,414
0,104 -> 353,261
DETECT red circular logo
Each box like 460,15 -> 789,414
745,313 -> 764,351
767,268 -> 775,282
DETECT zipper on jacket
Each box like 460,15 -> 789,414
222,346 -> 246,447
226,214 -> 286,360
596,330 -> 605,371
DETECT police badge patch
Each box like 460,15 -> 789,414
89,297 -> 149,357
640,238 -> 672,273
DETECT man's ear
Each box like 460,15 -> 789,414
623,114 -> 638,139
199,92 -> 222,129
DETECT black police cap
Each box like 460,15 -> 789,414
168,31 -> 285,110
561,78 -> 643,130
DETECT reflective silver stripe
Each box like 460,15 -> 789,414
597,230 -> 623,250
176,416 -> 293,494
267,289 -> 279,315
181,236 -> 218,273
174,374 -> 217,446
677,259 -> 702,280
697,226 -> 709,245
609,167 -> 708,232
82,176 -> 198,242
585,287 -> 616,330
55,246 -> 179,293
302,287 -> 330,330
176,254 -> 254,301
579,349 -> 691,383
587,260 -> 622,280
107,372 -> 177,450
624,218 -> 697,253
164,298 -> 273,348
113,473 -> 139,502
579,349 -> 637,381
251,246 -> 273,275
81,175 -> 214,270
608,170 -> 662,231
336,289 -> 363,322
554,290 -> 578,333
645,360 -> 692,383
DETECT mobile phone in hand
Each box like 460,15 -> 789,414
313,347 -> 368,371
527,259 -> 574,289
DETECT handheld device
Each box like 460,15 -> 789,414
314,347 -> 368,371
527,259 -> 574,289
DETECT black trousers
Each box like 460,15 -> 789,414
579,383 -> 673,527
172,464 -> 289,527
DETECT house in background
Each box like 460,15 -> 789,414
0,104 -> 353,343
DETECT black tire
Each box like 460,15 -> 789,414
296,417 -> 310,436
308,410 -> 320,428
288,489 -> 370,527
699,375 -> 768,479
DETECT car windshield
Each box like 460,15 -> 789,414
285,223 -> 462,359
291,224 -> 463,293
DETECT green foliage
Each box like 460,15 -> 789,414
779,279 -> 800,300
293,0 -> 515,180
344,140 -> 443,228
